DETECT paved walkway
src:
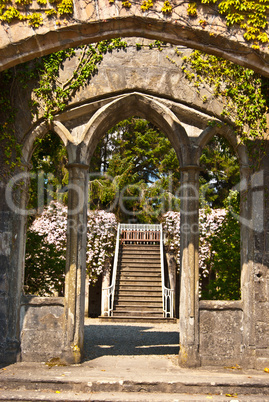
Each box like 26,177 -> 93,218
84,318 -> 180,360
1,318 -> 269,401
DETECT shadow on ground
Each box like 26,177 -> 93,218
83,323 -> 179,361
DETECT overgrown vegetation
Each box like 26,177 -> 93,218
180,50 -> 269,145
1,0 -> 269,49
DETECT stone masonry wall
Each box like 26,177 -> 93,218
20,296 -> 65,362
199,301 -> 243,366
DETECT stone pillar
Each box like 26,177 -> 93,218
178,166 -> 200,367
249,149 -> 269,368
0,167 -> 29,364
240,165 -> 256,367
63,163 -> 89,364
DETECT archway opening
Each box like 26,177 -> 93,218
84,115 -> 181,361
199,134 -> 241,301
24,130 -> 68,297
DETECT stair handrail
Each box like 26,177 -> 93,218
120,223 -> 161,231
160,223 -> 174,318
102,223 -> 121,316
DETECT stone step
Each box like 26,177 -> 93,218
117,279 -> 162,286
120,253 -> 161,259
117,272 -> 161,278
114,299 -> 162,306
119,265 -> 161,271
112,310 -> 164,317
120,259 -> 161,265
1,362 -> 268,401
119,264 -> 161,270
99,316 -> 176,323
114,291 -> 162,298
113,304 -> 163,310
120,256 -> 160,261
117,280 -> 162,285
3,390 -> 265,401
120,250 -> 160,255
114,299 -> 163,306
116,285 -> 162,292
120,247 -> 160,252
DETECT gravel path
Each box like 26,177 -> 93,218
84,318 -> 179,362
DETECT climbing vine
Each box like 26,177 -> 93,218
0,39 -> 127,175
0,0 -> 73,27
195,0 -> 269,49
0,1 -> 268,48
178,50 -> 269,146
0,69 -> 23,178
32,39 -> 126,121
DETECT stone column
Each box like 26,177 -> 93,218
178,166 -> 200,367
240,165 -> 256,367
0,166 -> 29,364
247,149 -> 269,368
63,163 -> 89,364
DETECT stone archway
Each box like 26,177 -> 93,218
1,5 -> 269,77
1,28 -> 268,367
17,87 -> 256,367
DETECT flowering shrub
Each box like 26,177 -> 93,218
25,201 -> 118,294
30,201 -> 67,251
163,207 -> 241,299
25,201 -> 67,295
162,210 -> 181,265
86,210 -> 118,284
163,209 -> 226,271
198,208 -> 226,279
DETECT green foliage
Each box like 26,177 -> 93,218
27,12 -> 43,27
141,0 -> 153,12
0,70 -> 22,177
122,0 -> 131,7
200,191 -> 241,300
199,0 -> 269,48
161,0 -> 172,13
181,50 -> 269,148
28,131 -> 68,214
24,230 -> 65,296
200,136 -> 240,208
0,0 -> 269,47
32,39 -> 127,122
188,2 -> 197,16
0,39 -> 126,175
0,0 -> 73,26
89,117 -> 181,222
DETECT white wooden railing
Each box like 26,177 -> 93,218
101,224 -> 121,316
160,224 -> 174,318
102,223 -> 174,317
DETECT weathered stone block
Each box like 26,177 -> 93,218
256,321 -> 269,349
20,298 -> 65,362
199,308 -> 243,364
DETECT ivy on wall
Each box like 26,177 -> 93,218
0,39 -> 127,174
1,39 -> 269,176
0,0 -> 269,48
193,0 -> 269,49
177,50 -> 269,147
0,69 -> 23,177
0,0 -> 73,27
32,39 -> 127,121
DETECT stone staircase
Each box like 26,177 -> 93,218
101,243 -> 175,322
